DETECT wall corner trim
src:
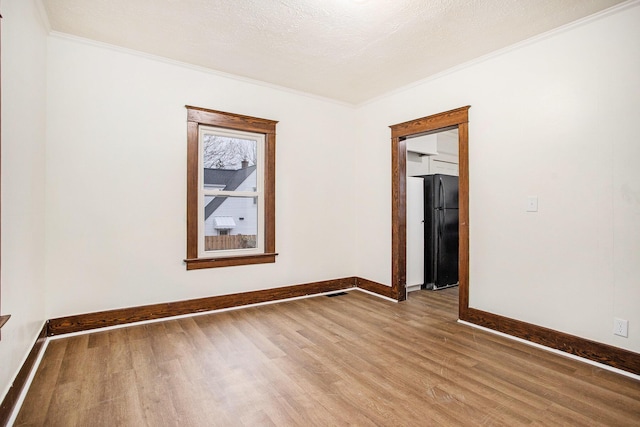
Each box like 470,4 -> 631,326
355,277 -> 395,299
0,315 -> 10,330
0,322 -> 48,426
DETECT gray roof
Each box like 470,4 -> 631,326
204,166 -> 256,220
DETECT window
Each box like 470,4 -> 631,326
185,106 -> 277,270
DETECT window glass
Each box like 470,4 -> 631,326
202,135 -> 258,189
198,126 -> 264,258
203,196 -> 258,251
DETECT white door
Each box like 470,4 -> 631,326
406,177 -> 424,292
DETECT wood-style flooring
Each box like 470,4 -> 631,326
15,288 -> 640,426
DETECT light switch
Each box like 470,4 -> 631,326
526,196 -> 538,212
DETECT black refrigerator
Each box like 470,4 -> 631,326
419,174 -> 459,290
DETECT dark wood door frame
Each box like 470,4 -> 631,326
389,108 -> 640,376
389,106 -> 470,318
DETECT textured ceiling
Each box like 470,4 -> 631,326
41,0 -> 626,104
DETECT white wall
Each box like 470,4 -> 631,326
0,0 -> 48,401
44,35 -> 357,318
355,3 -> 640,353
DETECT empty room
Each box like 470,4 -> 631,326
1,0 -> 639,425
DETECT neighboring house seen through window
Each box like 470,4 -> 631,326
185,106 -> 277,269
200,126 -> 262,255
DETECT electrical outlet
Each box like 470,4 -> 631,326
613,318 -> 628,337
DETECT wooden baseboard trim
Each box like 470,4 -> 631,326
48,277 -> 358,336
3,280 -> 638,426
461,307 -> 640,375
0,315 -> 10,329
0,322 -> 48,427
355,277 -> 396,299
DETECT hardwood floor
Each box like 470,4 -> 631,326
15,288 -> 640,426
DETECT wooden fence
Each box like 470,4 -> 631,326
205,235 -> 257,251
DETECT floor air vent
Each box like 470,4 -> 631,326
326,292 -> 348,297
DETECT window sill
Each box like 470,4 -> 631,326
0,314 -> 10,329
185,253 -> 277,270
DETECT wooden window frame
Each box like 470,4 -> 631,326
184,106 -> 277,270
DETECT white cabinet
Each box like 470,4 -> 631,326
406,177 -> 424,293
407,129 -> 459,177
428,157 -> 459,176
407,153 -> 459,177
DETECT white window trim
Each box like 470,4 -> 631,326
197,126 -> 265,258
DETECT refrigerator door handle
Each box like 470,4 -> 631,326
438,208 -> 444,250
435,207 -> 442,288
438,177 -> 445,285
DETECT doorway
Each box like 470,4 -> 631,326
389,106 -> 470,319
406,128 -> 459,294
